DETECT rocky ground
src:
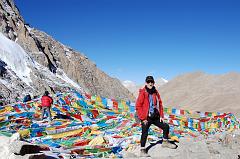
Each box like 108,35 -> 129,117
1,130 -> 239,159
123,130 -> 240,159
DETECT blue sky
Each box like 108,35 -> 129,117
15,0 -> 240,84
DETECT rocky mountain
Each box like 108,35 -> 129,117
123,77 -> 168,98
0,0 -> 134,103
159,72 -> 240,116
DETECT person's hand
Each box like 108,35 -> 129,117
143,120 -> 148,125
160,117 -> 163,122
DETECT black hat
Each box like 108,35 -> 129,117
44,91 -> 49,96
145,76 -> 155,83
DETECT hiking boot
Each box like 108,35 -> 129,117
140,148 -> 150,157
162,140 -> 177,149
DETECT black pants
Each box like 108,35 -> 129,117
141,117 -> 169,147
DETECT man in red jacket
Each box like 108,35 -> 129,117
41,91 -> 53,122
136,76 -> 176,157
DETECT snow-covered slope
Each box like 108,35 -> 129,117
0,32 -> 32,85
0,32 -> 83,103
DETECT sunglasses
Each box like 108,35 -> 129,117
146,80 -> 154,84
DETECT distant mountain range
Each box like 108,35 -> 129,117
160,72 -> 240,116
123,72 -> 240,116
122,77 -> 168,98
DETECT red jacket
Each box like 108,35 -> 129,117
136,87 -> 164,120
41,95 -> 53,107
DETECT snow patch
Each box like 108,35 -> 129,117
122,80 -> 136,88
0,32 -> 32,85
0,78 -> 8,85
56,70 -> 82,90
161,78 -> 168,83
